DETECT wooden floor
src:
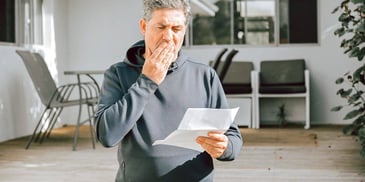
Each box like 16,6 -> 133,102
0,125 -> 364,182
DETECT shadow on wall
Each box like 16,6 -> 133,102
10,63 -> 44,140
0,50 -> 44,142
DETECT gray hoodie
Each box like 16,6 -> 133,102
95,40 -> 243,182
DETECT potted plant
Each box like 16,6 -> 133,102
276,104 -> 287,126
331,0 -> 365,157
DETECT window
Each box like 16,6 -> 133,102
0,0 -> 43,45
0,0 -> 16,43
189,0 -> 318,46
279,0 -> 317,44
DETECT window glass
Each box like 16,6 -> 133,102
189,0 -> 318,46
192,1 -> 232,45
279,0 -> 317,44
235,0 -> 275,45
0,0 -> 16,43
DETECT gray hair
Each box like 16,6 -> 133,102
143,0 -> 191,25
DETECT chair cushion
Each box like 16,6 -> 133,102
220,61 -> 254,94
222,62 -> 253,84
260,59 -> 305,86
223,84 -> 252,94
259,84 -> 306,94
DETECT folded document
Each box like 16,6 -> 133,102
153,107 -> 239,152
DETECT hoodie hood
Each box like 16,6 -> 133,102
124,40 -> 187,72
125,40 -> 146,67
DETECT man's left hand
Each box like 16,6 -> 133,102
196,131 -> 228,158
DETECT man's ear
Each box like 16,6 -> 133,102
139,18 -> 146,36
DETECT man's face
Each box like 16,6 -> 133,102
140,8 -> 187,59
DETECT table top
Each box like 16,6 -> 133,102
64,70 -> 104,75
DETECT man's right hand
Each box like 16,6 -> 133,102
142,42 -> 177,85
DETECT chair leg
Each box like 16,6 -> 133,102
255,97 -> 260,129
304,95 -> 310,129
39,108 -> 62,143
72,101 -> 84,151
73,120 -> 81,151
250,97 -> 255,129
34,108 -> 55,143
87,104 -> 96,149
25,108 -> 50,149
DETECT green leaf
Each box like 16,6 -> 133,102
334,27 -> 346,37
359,126 -> 365,135
354,101 -> 363,107
344,48 -> 352,54
341,0 -> 350,9
339,12 -> 350,22
351,0 -> 365,4
360,71 -> 365,84
348,92 -> 362,103
335,77 -> 344,84
358,47 -> 365,61
353,64 -> 365,80
361,4 -> 365,13
353,115 -> 365,125
344,109 -> 361,120
331,105 -> 343,112
360,149 -> 365,158
356,21 -> 365,34
332,6 -> 340,14
338,88 -> 353,98
343,124 -> 355,134
350,47 -> 360,58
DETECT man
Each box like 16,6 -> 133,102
94,0 -> 243,181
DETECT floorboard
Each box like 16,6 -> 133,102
0,125 -> 364,181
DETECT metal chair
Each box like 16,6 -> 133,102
16,50 -> 98,150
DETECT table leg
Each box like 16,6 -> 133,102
73,74 -> 82,151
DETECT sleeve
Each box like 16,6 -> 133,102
217,124 -> 243,161
209,69 -> 243,161
94,67 -> 158,147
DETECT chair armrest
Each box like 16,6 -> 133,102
53,82 -> 98,102
79,82 -> 99,99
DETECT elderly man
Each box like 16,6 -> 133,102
94,0 -> 243,181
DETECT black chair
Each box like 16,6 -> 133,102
255,59 -> 310,129
220,61 -> 255,128
211,48 -> 228,71
16,50 -> 98,150
218,49 -> 239,81
222,61 -> 254,94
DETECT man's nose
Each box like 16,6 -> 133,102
162,29 -> 173,41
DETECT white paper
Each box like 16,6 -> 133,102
153,107 -> 239,152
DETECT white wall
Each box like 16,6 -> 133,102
66,0 -> 143,71
0,0 -> 69,142
65,0 -> 358,126
0,0 -> 357,142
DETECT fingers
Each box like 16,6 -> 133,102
196,131 -> 228,158
149,42 -> 175,66
141,41 -> 176,84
